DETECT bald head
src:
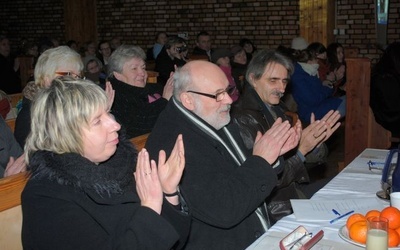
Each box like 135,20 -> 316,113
173,60 -> 228,100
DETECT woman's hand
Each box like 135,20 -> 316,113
105,81 -> 115,111
162,67 -> 177,100
157,134 -> 185,205
4,154 -> 26,177
134,149 -> 163,214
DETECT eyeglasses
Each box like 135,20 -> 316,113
187,85 -> 236,102
55,71 -> 85,80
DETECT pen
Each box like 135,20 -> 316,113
332,209 -> 341,216
330,210 -> 354,224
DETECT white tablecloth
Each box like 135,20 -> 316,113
248,148 -> 392,249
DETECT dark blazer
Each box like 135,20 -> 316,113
146,99 -> 279,250
22,137 -> 190,250
109,76 -> 167,138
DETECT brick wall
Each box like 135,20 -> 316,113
1,0 -> 399,61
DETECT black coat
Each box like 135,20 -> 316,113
109,77 -> 168,138
22,137 -> 190,250
155,47 -> 186,86
145,99 -> 279,250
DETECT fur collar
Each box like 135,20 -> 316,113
28,137 -> 137,196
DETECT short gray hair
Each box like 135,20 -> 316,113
34,46 -> 83,88
107,45 -> 146,76
173,65 -> 193,100
25,77 -> 108,163
245,49 -> 294,83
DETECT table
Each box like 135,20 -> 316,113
248,148 -> 392,249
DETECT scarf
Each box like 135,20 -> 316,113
298,62 -> 320,77
173,97 -> 270,230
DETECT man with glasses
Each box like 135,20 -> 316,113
155,36 -> 188,86
146,60 -> 300,249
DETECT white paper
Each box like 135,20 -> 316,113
291,198 -> 387,221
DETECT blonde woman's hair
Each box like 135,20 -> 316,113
34,46 -> 83,88
25,77 -> 108,163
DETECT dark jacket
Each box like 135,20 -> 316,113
291,63 -> 342,122
231,62 -> 247,94
109,76 -> 168,138
231,85 -> 310,223
370,70 -> 400,137
14,96 -> 31,147
22,137 -> 190,250
155,47 -> 186,86
14,80 -> 37,147
146,99 -> 280,250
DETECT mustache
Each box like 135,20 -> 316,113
272,91 -> 284,98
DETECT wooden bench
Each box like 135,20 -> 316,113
0,172 -> 30,250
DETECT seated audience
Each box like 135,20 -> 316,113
147,31 -> 168,60
146,60 -> 301,249
291,49 -> 346,123
83,55 -> 106,84
97,40 -> 112,71
110,36 -> 122,51
14,46 -> 84,147
66,40 -> 79,53
0,115 -> 26,177
21,77 -> 190,249
370,41 -> 400,147
108,45 -> 173,138
82,41 -> 97,58
0,35 -> 21,94
230,45 -> 248,94
307,42 -> 331,86
21,42 -> 39,68
155,36 -> 187,85
191,31 -> 213,60
327,42 -> 346,96
211,48 -> 239,102
239,38 -> 257,62
231,50 -> 341,220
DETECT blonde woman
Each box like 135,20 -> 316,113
22,77 -> 189,249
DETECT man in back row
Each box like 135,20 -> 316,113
145,60 -> 301,249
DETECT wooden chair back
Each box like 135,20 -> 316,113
130,133 -> 150,151
147,71 -> 159,84
188,54 -> 209,61
0,172 -> 30,250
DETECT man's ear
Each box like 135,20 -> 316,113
248,73 -> 256,88
180,92 -> 195,111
